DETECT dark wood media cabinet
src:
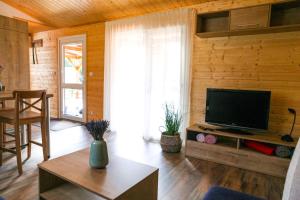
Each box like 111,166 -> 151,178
185,124 -> 298,178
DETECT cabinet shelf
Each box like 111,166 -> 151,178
196,1 -> 300,38
196,11 -> 229,34
187,124 -> 297,147
185,124 -> 297,177
270,1 -> 300,27
40,183 -> 103,200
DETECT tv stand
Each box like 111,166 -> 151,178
216,128 -> 253,135
185,124 -> 298,178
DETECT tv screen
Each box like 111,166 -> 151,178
205,88 -> 271,130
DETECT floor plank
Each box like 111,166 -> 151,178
0,125 -> 285,200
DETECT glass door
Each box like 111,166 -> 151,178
59,35 -> 86,122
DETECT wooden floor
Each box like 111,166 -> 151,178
0,125 -> 285,200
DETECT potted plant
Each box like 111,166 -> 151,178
160,104 -> 182,153
85,120 -> 110,168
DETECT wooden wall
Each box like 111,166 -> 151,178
29,0 -> 300,137
30,22 -> 105,120
0,15 -> 30,91
190,0 -> 300,136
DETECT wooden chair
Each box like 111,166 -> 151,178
0,99 -> 16,147
0,90 -> 48,175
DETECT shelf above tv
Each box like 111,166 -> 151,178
196,24 -> 300,38
196,1 -> 300,38
270,1 -> 300,27
196,11 -> 229,34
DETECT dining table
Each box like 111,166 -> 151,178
0,90 -> 53,158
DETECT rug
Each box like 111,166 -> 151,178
33,119 -> 82,131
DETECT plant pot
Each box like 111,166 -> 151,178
89,139 -> 109,168
160,133 -> 182,153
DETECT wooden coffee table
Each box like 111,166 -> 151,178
38,148 -> 159,200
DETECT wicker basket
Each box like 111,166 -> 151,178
160,134 -> 182,153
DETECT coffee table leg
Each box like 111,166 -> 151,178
39,167 -> 66,199
117,170 -> 159,200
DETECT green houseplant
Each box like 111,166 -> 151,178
160,104 -> 182,153
85,120 -> 110,168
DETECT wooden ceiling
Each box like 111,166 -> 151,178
1,0 -> 213,30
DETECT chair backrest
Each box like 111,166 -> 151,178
282,139 -> 300,200
13,90 -> 47,118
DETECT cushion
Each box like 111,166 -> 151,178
282,139 -> 300,200
203,186 -> 265,200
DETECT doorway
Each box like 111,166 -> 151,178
59,35 -> 86,122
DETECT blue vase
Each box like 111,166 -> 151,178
89,140 -> 109,168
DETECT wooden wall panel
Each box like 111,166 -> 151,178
190,0 -> 300,136
30,23 -> 105,120
29,0 -> 300,137
0,15 -> 29,91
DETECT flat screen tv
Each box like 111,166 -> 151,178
205,88 -> 271,131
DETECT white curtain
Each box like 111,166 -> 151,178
104,8 -> 192,141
